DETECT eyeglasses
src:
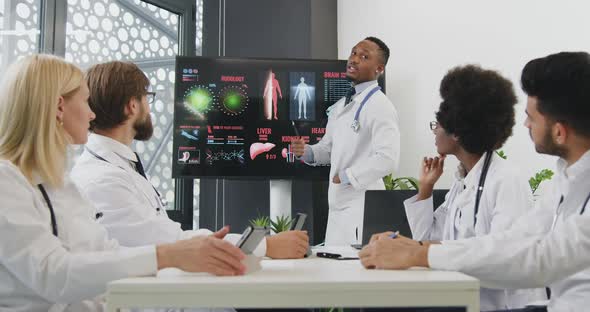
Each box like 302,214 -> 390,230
429,121 -> 439,131
146,91 -> 156,104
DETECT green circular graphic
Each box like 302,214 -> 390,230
219,85 -> 248,116
184,86 -> 214,114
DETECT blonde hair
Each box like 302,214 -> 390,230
0,54 -> 83,187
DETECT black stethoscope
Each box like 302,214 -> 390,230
37,184 -> 104,237
350,86 -> 381,133
38,185 -> 58,237
472,151 -> 493,226
36,146 -> 168,237
551,191 -> 590,230
86,147 -> 168,213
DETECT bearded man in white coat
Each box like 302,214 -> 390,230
292,36 -> 400,246
71,61 -> 309,260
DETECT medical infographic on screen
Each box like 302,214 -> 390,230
172,56 -> 384,179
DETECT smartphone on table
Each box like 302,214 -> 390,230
235,226 -> 267,254
290,213 -> 307,231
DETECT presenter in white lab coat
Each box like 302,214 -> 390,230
291,37 -> 400,246
360,52 -> 590,312
0,55 -> 246,312
71,61 -> 308,259
402,65 -> 545,310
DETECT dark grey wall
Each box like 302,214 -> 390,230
225,0 -> 310,58
203,0 -> 337,59
200,0 -> 337,243
310,0 -> 338,60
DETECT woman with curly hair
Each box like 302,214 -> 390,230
403,65 -> 546,311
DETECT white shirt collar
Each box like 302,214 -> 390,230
86,133 -> 137,163
556,149 -> 590,182
456,152 -> 492,189
353,80 -> 378,96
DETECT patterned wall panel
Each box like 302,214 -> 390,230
65,0 -> 203,225
0,0 -> 203,227
0,0 -> 41,77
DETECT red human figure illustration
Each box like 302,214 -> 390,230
263,70 -> 283,120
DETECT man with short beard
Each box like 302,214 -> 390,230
71,61 -> 309,260
360,52 -> 590,312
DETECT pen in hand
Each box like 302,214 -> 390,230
291,120 -> 300,137
389,231 -> 399,239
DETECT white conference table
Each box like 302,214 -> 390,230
106,252 -> 479,311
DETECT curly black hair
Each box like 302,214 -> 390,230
436,65 -> 517,155
364,36 -> 390,66
521,51 -> 590,137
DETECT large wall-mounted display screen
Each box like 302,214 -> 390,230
172,56 -> 384,179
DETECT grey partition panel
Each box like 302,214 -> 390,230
223,180 -> 271,233
291,180 -> 329,246
198,178 -> 218,231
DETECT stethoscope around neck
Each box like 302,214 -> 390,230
551,190 -> 590,230
472,151 -> 493,226
350,85 -> 381,133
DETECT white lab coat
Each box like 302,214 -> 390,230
405,152 -> 534,241
0,160 -> 156,312
306,81 -> 400,245
429,151 -> 590,312
71,134 -> 265,255
404,152 -> 546,310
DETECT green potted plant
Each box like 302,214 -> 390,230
529,169 -> 554,194
249,215 -> 270,228
270,215 -> 292,234
495,150 -> 507,159
383,174 -> 419,191
496,150 -> 554,194
249,215 -> 293,234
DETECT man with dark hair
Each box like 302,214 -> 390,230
360,52 -> 590,312
292,37 -> 399,245
71,61 -> 309,260
401,65 -> 545,310
364,36 -> 390,66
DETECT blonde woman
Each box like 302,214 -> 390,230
0,54 -> 246,311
